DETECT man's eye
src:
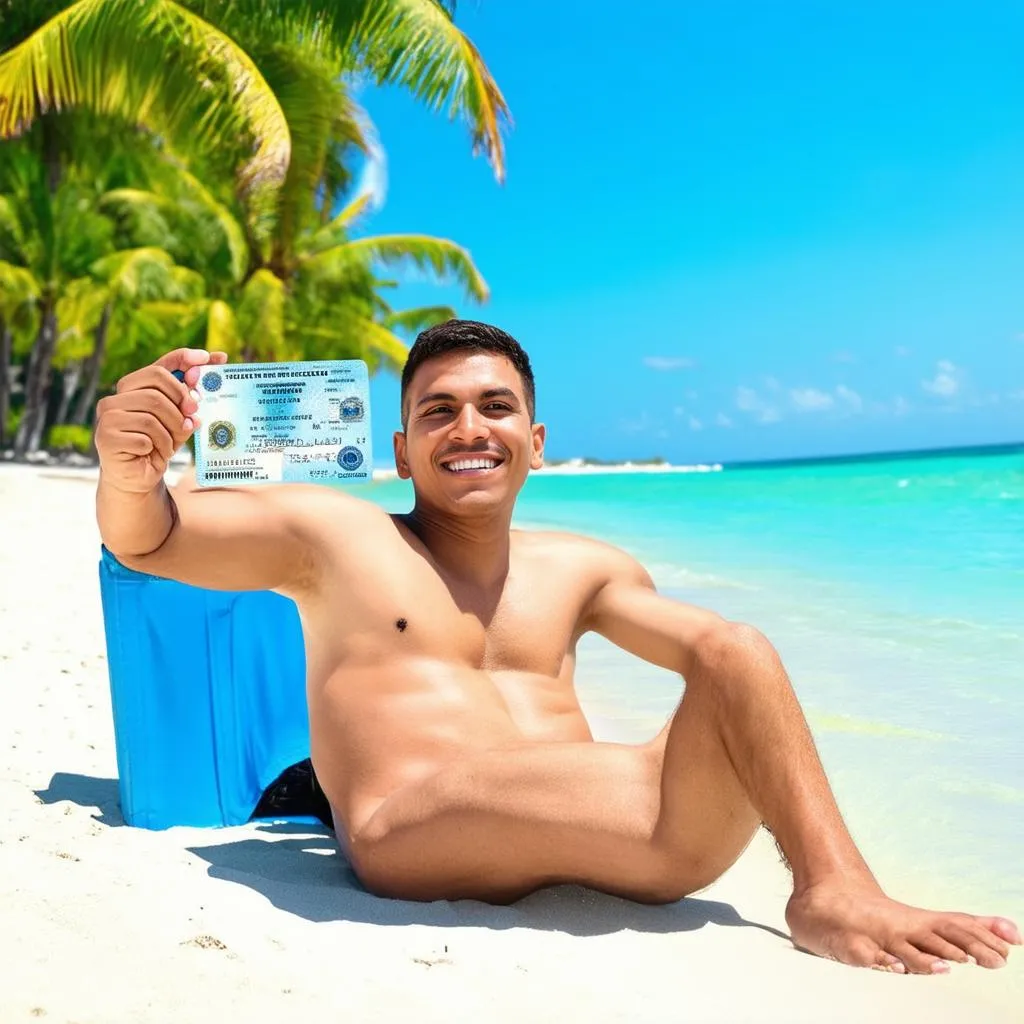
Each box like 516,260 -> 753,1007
426,406 -> 452,415
485,403 -> 512,412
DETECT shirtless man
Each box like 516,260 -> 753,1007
95,319 -> 1019,975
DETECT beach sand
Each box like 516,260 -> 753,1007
1,466 -> 1020,1023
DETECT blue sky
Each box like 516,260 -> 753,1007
357,1 -> 1023,466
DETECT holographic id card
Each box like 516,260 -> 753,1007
192,360 -> 372,487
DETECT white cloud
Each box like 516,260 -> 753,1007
736,386 -> 781,424
893,396 -> 911,416
736,386 -> 760,412
970,393 -> 1000,407
922,359 -> 960,398
1009,390 -> 1024,402
688,415 -> 703,431
643,356 -> 696,371
715,413 -> 733,428
685,389 -> 699,400
673,406 -> 686,417
764,376 -> 781,392
835,385 -> 863,412
619,412 -> 652,434
833,351 -> 857,364
790,387 -> 835,412
894,345 -> 912,357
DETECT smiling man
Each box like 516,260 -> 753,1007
95,319 -> 1019,975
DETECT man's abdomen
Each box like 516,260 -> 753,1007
307,657 -> 526,836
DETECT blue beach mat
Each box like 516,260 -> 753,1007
98,547 -> 311,829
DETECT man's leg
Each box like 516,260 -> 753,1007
348,623 -> 1020,973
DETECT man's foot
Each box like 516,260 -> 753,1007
786,884 -> 1022,974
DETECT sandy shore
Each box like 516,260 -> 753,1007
1,465 -> 1019,1023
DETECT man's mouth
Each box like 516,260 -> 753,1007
440,456 -> 504,474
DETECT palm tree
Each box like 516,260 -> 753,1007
0,1 -> 510,450
0,133 -> 121,453
97,162 -> 487,375
0,123 -> 202,452
0,0 -> 509,192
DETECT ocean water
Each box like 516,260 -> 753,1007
354,446 -> 1024,924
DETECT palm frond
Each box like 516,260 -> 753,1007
305,192 -> 374,256
206,298 -> 240,356
0,259 -> 40,312
0,0 -> 291,189
0,194 -> 26,262
324,0 -> 511,182
100,177 -> 248,286
236,268 -> 285,361
160,167 -> 250,285
90,245 -> 181,301
258,47 -> 368,273
293,317 -> 408,371
54,275 -> 109,362
384,304 -> 456,337
306,233 -> 488,301
95,189 -> 177,252
171,265 -> 207,301
358,316 -> 411,371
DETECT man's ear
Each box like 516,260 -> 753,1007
393,430 -> 411,479
530,422 -> 546,471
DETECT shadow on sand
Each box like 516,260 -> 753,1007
35,771 -> 125,826
187,821 -> 790,942
37,772 -> 790,944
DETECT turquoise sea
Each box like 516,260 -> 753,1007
358,446 -> 1024,925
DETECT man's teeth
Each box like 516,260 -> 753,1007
445,458 -> 499,472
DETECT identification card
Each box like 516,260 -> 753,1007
192,360 -> 372,487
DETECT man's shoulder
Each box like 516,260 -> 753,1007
221,482 -> 390,538
513,528 -> 649,579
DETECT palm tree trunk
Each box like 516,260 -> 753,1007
0,317 -> 11,449
11,118 -> 64,457
70,303 -> 111,426
54,361 -> 82,426
13,299 -> 57,456
0,316 -> 11,450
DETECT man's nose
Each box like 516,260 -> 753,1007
448,403 -> 489,441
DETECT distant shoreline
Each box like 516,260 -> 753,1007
369,439 -> 1023,480
721,439 -> 1024,472
3,438 -> 1020,484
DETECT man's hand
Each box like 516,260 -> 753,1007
95,348 -> 227,494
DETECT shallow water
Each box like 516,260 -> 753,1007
354,447 -> 1024,922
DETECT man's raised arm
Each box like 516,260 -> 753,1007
580,543 -> 730,676
95,348 -> 327,595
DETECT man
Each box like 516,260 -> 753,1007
95,319 -> 1019,975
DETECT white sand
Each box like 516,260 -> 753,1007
1,466 -> 1020,1023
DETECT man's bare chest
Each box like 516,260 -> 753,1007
315,533 -> 590,677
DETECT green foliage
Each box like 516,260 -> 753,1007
0,0 -> 291,190
0,0 -> 506,453
47,423 -> 94,453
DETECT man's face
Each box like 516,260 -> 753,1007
394,351 -> 545,512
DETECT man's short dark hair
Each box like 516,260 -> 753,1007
400,319 -> 536,425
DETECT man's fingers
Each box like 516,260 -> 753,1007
115,366 -> 195,412
154,348 -> 218,373
113,431 -> 154,457
129,389 -> 192,439
183,353 -> 227,388
110,411 -> 177,461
